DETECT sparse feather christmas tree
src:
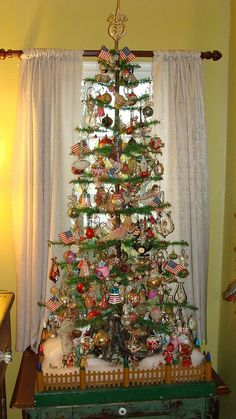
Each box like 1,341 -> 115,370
40,0 -> 206,376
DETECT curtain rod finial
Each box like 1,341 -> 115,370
201,50 -> 222,61
0,49 -> 7,60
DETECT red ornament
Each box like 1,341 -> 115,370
98,294 -> 110,310
146,228 -> 155,238
130,312 -> 138,322
87,309 -> 100,319
140,170 -> 150,178
150,137 -> 164,152
76,283 -> 85,293
85,227 -> 95,239
127,92 -> 137,106
126,125 -> 134,135
99,135 -> 113,148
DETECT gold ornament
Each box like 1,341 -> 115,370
147,277 -> 162,289
94,330 -> 110,348
107,0 -> 127,49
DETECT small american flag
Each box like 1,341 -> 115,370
149,196 -> 162,209
120,47 -> 136,62
163,260 -> 184,275
46,296 -> 63,312
58,230 -> 75,245
98,45 -> 111,62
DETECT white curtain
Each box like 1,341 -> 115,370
152,51 -> 209,340
13,49 -> 83,352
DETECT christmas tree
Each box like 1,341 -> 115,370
40,1 -> 203,373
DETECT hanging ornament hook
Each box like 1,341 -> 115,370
107,0 -> 128,50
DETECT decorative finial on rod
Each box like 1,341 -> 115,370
107,0 -> 128,50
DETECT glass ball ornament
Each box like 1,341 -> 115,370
93,330 -> 110,348
127,92 -> 137,106
86,309 -> 100,319
76,282 -> 85,293
143,106 -> 153,117
67,207 -> 80,219
130,312 -> 138,322
85,227 -> 95,239
128,291 -> 140,307
147,277 -> 162,289
63,250 -> 77,263
102,92 -> 112,104
102,114 -> 113,128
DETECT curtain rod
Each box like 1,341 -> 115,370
0,48 -> 222,61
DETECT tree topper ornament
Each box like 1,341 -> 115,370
107,0 -> 127,49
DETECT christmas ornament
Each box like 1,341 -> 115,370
95,73 -> 111,83
91,158 -> 107,177
156,211 -> 175,237
96,261 -> 110,279
98,293 -> 110,310
128,291 -> 140,307
67,207 -> 80,219
85,226 -> 95,239
174,282 -> 187,305
71,160 -> 90,175
49,258 -> 60,282
111,192 -> 124,210
154,161 -> 164,176
127,156 -> 137,175
63,250 -> 77,264
108,285 -> 122,304
150,137 -> 164,153
102,114 -> 113,128
146,336 -> 159,352
87,309 -> 100,319
78,259 -> 90,277
84,295 -> 96,309
102,92 -> 112,104
126,125 -> 134,135
80,335 -> 93,354
76,282 -> 85,293
126,92 -> 137,106
94,330 -> 110,348
114,92 -> 127,109
150,306 -> 162,322
99,135 -> 113,147
133,237 -> 152,255
147,276 -> 162,289
143,105 -> 153,117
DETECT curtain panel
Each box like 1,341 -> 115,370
13,49 -> 83,351
152,51 -> 209,340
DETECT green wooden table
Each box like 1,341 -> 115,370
10,348 -> 230,419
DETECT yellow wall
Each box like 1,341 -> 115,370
218,1 -> 236,418
0,1 -> 230,417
